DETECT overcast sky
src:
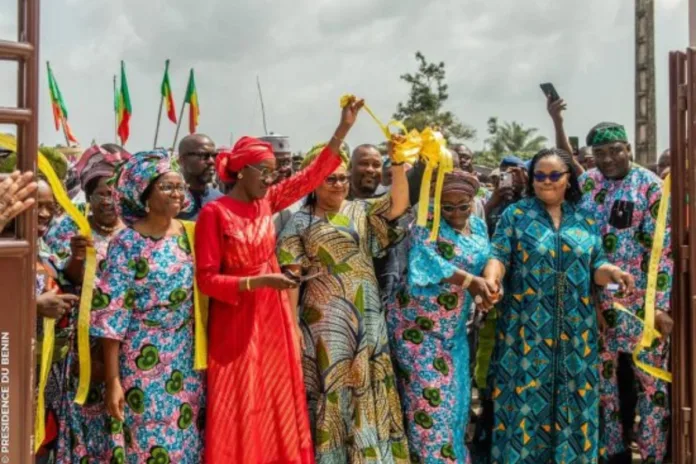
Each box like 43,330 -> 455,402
0,0 -> 689,159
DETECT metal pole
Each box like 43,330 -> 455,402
113,74 -> 118,143
153,96 -> 164,149
257,76 -> 268,135
60,115 -> 70,146
690,0 -> 696,46
171,99 -> 186,152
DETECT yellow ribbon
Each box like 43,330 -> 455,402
182,221 -> 209,370
415,128 -> 454,240
0,132 -> 95,449
610,174 -> 672,383
338,96 -> 453,239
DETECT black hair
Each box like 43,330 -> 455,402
139,174 -> 164,205
351,144 -> 380,163
101,143 -> 125,155
84,176 -> 107,199
585,122 -> 624,147
526,148 -> 583,204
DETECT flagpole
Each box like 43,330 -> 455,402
172,99 -> 186,153
154,96 -> 164,149
113,74 -> 118,143
257,76 -> 269,135
59,115 -> 71,146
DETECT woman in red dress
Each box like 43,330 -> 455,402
195,98 -> 365,463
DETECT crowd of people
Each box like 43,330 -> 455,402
0,94 -> 673,464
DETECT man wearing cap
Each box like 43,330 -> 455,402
292,152 -> 304,173
259,133 -> 303,234
580,122 -> 672,464
259,133 -> 294,183
177,133 -> 223,221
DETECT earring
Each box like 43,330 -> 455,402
237,173 -> 244,180
145,201 -> 150,213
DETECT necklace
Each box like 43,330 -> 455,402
90,217 -> 121,236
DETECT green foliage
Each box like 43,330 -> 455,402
485,118 -> 548,159
394,52 -> 475,142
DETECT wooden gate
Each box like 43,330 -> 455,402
0,0 -> 40,462
670,46 -> 696,464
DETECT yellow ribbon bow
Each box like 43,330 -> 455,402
338,96 -> 454,240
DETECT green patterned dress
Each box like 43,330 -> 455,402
277,195 -> 409,464
488,198 -> 608,464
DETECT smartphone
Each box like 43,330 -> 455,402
500,172 -> 513,188
569,136 -> 580,154
540,83 -> 560,102
606,283 -> 620,293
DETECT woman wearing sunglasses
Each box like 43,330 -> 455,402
276,138 -> 411,463
385,170 -> 492,464
482,148 -> 634,463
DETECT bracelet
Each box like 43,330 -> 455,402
331,134 -> 344,145
245,278 -> 251,292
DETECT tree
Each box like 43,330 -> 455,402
486,119 -> 548,157
394,52 -> 475,142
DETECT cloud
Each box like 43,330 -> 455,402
0,0 -> 689,159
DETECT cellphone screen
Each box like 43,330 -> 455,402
540,83 -> 560,102
569,136 -> 580,153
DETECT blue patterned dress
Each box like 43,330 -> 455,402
387,216 -> 490,464
42,213 -> 121,462
489,198 -> 608,464
90,227 -> 205,464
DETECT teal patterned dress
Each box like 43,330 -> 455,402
488,198 -> 608,463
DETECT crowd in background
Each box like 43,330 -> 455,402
0,95 -> 674,464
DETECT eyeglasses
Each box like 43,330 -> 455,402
325,174 -> 350,186
184,151 -> 217,161
157,183 -> 188,195
533,171 -> 569,183
245,164 -> 280,182
441,203 -> 472,214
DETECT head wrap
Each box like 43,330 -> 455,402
0,134 -> 17,174
437,170 -> 480,198
500,155 -> 524,169
114,150 -> 188,225
301,142 -> 349,169
586,122 -> 628,147
75,145 -> 131,192
215,136 -> 275,183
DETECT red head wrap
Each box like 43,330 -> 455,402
215,136 -> 275,183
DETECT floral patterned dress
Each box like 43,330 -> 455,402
579,166 -> 672,462
43,213 -> 123,462
90,227 -> 205,464
386,216 -> 490,464
277,195 -> 409,464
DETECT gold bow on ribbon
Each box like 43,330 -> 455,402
339,96 -> 454,240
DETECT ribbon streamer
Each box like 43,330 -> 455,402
611,174 -> 672,383
182,221 -> 209,370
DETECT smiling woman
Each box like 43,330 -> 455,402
89,150 -> 206,463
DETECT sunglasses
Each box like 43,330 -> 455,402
325,174 -> 350,186
184,151 -> 217,161
245,164 -> 280,182
533,171 -> 569,183
441,203 -> 472,214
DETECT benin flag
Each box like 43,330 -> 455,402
47,62 -> 78,144
161,60 -> 176,123
184,69 -> 199,134
117,61 -> 132,145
